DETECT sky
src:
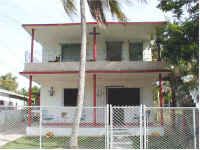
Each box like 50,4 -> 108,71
0,0 -> 171,90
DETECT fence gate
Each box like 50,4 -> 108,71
109,105 -> 143,149
109,105 -> 199,149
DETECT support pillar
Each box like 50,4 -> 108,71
159,73 -> 164,125
93,74 -> 96,124
92,27 -> 97,125
28,28 -> 35,126
93,27 -> 97,61
28,75 -> 32,126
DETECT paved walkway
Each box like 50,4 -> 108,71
0,122 -> 25,147
112,129 -> 133,149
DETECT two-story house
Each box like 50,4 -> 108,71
20,22 -> 170,136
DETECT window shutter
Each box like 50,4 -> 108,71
129,42 -> 143,61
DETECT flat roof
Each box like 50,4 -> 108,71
22,21 -> 167,28
0,89 -> 28,100
22,21 -> 167,47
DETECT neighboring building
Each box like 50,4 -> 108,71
0,88 -> 27,107
20,22 -> 170,136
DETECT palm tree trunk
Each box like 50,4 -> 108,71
70,0 -> 87,148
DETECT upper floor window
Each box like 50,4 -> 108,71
106,42 -> 122,61
61,44 -> 81,61
129,42 -> 143,61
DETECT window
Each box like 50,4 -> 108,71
64,89 -> 77,106
129,42 -> 143,61
61,44 -> 81,61
106,42 -> 122,61
8,102 -> 13,106
0,100 -> 4,105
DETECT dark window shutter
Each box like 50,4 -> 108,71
106,42 -> 122,61
61,44 -> 81,61
129,42 -> 143,61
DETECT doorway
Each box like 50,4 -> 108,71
107,87 -> 140,124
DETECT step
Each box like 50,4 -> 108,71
112,141 -> 132,145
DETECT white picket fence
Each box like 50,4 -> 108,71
0,105 -> 199,149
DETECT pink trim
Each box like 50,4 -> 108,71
93,27 -> 97,61
20,69 -> 170,75
22,21 -> 167,28
93,74 -> 97,124
30,29 -> 35,62
28,76 -> 32,126
159,73 -> 164,107
28,29 -> 34,126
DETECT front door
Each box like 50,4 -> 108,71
107,88 -> 140,124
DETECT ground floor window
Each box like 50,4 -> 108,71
64,89 -> 78,106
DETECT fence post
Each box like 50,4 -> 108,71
109,105 -> 113,149
193,108 -> 196,149
139,105 -> 143,149
106,104 -> 109,149
143,105 -> 147,149
39,107 -> 42,149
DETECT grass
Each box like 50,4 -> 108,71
2,136 -> 105,149
2,135 -> 194,149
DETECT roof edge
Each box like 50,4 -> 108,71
22,21 -> 167,29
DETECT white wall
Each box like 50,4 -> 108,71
40,75 -> 153,107
40,75 -> 154,123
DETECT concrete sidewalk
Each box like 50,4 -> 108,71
0,122 -> 25,147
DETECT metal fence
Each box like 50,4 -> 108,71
0,106 -> 199,149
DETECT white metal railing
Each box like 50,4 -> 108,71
0,105 -> 199,149
24,50 -> 41,63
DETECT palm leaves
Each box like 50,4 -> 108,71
62,0 -> 127,22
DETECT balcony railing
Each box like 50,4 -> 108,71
25,50 -> 42,63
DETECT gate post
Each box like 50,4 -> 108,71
39,106 -> 42,149
139,105 -> 143,149
193,108 -> 196,149
109,105 -> 113,149
143,105 -> 147,149
106,104 -> 109,149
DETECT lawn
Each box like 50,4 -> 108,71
2,135 -> 194,149
2,136 -> 105,149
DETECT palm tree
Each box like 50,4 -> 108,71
62,0 -> 127,148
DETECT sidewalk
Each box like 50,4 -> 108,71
0,122 -> 25,147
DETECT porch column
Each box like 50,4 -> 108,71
93,74 -> 97,124
159,73 -> 164,125
28,28 -> 35,126
92,27 -> 97,124
28,76 -> 32,126
93,27 -> 97,61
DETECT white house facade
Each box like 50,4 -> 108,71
20,22 -> 170,136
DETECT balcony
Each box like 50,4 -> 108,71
23,61 -> 167,72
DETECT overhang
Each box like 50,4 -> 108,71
22,21 -> 167,47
